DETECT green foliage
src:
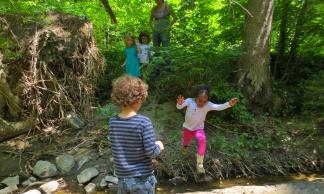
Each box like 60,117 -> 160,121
96,103 -> 119,118
209,132 -> 227,151
300,71 -> 324,116
209,80 -> 253,123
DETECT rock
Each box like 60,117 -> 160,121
89,152 -> 99,160
169,176 -> 186,185
40,180 -> 59,193
0,183 -> 5,190
73,148 -> 92,161
65,112 -> 85,129
77,155 -> 91,170
22,189 -> 42,194
33,160 -> 58,178
99,178 -> 108,188
1,175 -> 19,186
77,167 -> 99,184
0,185 -> 18,194
55,154 -> 75,173
84,183 -> 96,193
22,177 -> 37,187
108,183 -> 118,189
105,175 -> 118,185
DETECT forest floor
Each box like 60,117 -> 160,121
0,97 -> 323,193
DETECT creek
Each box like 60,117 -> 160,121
1,151 -> 323,194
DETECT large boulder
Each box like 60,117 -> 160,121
40,181 -> 59,193
55,154 -> 75,173
32,160 -> 58,178
84,183 -> 96,193
77,167 -> 99,184
1,175 -> 19,187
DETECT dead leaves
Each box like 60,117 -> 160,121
7,139 -> 31,150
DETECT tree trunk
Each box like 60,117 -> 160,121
0,51 -> 21,116
100,0 -> 117,24
237,0 -> 274,112
0,51 -> 5,115
273,0 -> 289,78
0,118 -> 34,142
284,0 -> 308,80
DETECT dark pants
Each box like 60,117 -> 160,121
153,31 -> 172,72
153,31 -> 169,47
117,175 -> 157,194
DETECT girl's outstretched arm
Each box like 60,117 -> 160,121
176,96 -> 189,109
208,98 -> 238,111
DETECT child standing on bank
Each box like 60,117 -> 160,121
109,76 -> 164,193
121,34 -> 141,77
176,85 -> 238,174
138,32 -> 153,68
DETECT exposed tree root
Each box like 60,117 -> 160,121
0,13 -> 105,130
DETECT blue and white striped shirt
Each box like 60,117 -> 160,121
108,114 -> 161,178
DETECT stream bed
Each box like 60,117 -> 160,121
1,146 -> 324,194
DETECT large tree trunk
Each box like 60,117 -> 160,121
273,0 -> 289,78
237,0 -> 274,112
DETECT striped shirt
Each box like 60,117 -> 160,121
108,114 -> 161,178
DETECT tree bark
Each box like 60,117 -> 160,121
0,118 -> 34,142
273,0 -> 289,78
237,0 -> 274,111
100,0 -> 117,24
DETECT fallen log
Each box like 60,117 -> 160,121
0,118 -> 34,142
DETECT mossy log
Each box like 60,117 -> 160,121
0,118 -> 34,142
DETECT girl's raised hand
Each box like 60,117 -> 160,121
177,95 -> 185,105
229,98 -> 238,107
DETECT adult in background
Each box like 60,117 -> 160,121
150,0 -> 176,47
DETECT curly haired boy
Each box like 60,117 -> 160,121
109,75 -> 164,194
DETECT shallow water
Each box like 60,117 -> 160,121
52,173 -> 324,194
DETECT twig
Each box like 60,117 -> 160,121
68,137 -> 96,152
229,0 -> 253,18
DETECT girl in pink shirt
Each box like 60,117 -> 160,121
176,85 -> 238,174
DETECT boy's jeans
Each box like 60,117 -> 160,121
117,174 -> 157,194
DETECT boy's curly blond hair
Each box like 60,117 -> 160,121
111,76 -> 148,107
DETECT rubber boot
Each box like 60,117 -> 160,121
196,154 -> 205,174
